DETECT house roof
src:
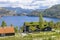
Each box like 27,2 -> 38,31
0,27 -> 15,34
24,22 -> 47,26
24,22 -> 39,26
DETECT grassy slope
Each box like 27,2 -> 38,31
0,32 -> 60,40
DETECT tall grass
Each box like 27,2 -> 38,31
0,32 -> 60,40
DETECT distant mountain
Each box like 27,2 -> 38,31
0,7 -> 45,16
0,7 -> 16,16
43,4 -> 60,18
4,7 -> 33,14
27,4 -> 60,18
1,4 -> 60,18
27,9 -> 45,16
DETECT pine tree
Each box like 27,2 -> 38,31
39,14 -> 44,30
1,21 -> 7,27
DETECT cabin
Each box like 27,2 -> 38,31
23,22 -> 40,32
23,22 -> 52,33
0,27 -> 15,37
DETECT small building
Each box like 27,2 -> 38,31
0,27 -> 15,37
23,22 -> 40,32
23,22 -> 52,33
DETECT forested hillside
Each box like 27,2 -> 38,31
27,4 -> 60,18
43,4 -> 60,18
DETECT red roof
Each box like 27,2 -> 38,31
0,27 -> 15,34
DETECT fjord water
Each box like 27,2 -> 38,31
0,16 -> 60,28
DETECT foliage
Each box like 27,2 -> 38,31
27,4 -> 60,18
14,26 -> 18,33
54,22 -> 60,29
39,14 -> 44,30
10,24 -> 13,27
48,21 -> 54,28
1,21 -> 7,27
30,22 -> 33,24
29,26 -> 36,31
22,14 -> 60,32
19,27 -> 24,32
0,32 -> 60,40
44,21 -> 48,27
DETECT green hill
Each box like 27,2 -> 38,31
43,4 -> 60,18
27,4 -> 60,18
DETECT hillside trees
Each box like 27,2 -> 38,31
1,21 -> 7,27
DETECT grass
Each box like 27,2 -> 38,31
0,32 -> 60,40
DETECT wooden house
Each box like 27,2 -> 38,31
0,26 -> 15,37
23,22 -> 52,32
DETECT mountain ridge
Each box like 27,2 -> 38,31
0,4 -> 60,18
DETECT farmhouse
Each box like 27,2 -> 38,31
0,26 -> 15,37
23,22 -> 52,32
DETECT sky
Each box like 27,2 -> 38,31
0,0 -> 60,9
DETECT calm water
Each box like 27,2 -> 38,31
0,16 -> 60,28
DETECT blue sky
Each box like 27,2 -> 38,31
0,0 -> 60,9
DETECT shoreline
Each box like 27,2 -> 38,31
1,15 -> 60,19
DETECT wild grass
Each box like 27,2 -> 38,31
0,32 -> 60,40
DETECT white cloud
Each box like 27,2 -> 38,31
0,0 -> 7,2
0,0 -> 60,9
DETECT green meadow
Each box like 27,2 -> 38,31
0,31 -> 60,40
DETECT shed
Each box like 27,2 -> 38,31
0,27 -> 15,37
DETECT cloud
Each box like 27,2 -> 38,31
0,0 -> 60,9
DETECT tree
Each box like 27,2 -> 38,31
19,26 -> 24,32
1,21 -> 7,27
14,26 -> 18,33
48,21 -> 54,28
54,22 -> 60,29
44,21 -> 48,27
10,24 -> 13,27
29,26 -> 36,31
39,14 -> 44,30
